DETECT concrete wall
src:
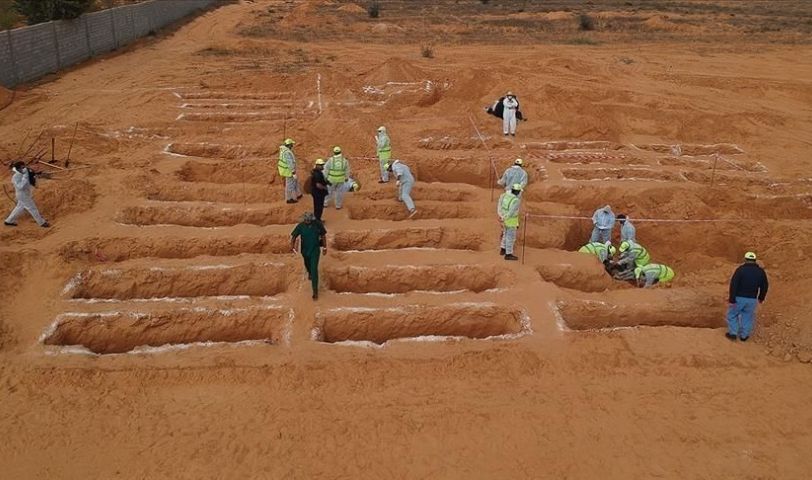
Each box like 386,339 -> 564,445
0,0 -> 216,88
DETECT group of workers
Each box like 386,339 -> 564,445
579,205 -> 674,288
278,126 -> 417,223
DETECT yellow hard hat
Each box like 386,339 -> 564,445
283,138 -> 295,146
377,126 -> 386,132
619,241 -> 631,253
333,146 -> 342,154
351,181 -> 361,192
511,183 -> 523,191
744,251 -> 757,261
514,158 -> 523,166
314,158 -> 325,165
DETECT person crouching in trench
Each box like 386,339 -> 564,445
290,212 -> 327,300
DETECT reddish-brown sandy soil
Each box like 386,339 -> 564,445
1,1 -> 811,478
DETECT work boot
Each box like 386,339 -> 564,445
297,194 -> 303,200
739,336 -> 749,342
500,248 -> 506,255
312,292 -> 318,300
504,254 -> 519,261
408,209 -> 418,218
4,221 -> 16,227
40,221 -> 50,228
286,199 -> 297,204
725,333 -> 737,341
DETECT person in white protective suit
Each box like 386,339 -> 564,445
386,160 -> 417,219
4,161 -> 49,228
375,126 -> 391,183
497,158 -> 528,192
502,91 -> 519,136
590,205 -> 615,243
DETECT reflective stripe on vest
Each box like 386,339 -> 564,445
278,147 -> 292,177
632,244 -> 650,266
500,194 -> 520,227
328,155 -> 346,178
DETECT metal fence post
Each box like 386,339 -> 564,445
6,29 -> 19,85
51,22 -> 61,70
109,9 -> 118,49
83,15 -> 92,56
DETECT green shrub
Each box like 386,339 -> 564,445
14,0 -> 93,24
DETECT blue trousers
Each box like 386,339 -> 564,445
727,296 -> 758,338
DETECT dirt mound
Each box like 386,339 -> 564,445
543,11 -> 576,22
361,57 -> 430,86
338,3 -> 365,14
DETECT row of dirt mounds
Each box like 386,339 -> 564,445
561,167 -> 686,182
658,155 -> 765,172
524,183 -> 812,220
346,201 -> 477,221
324,264 -> 512,294
557,288 -> 726,330
60,235 -> 295,262
536,260 -> 628,293
176,91 -> 290,100
313,303 -> 527,344
116,204 -> 302,227
178,112 -> 287,123
539,151 -> 638,165
176,161 -> 279,185
146,178 -> 475,204
43,307 -> 289,354
65,263 -> 288,300
417,136 -> 511,150
331,227 -> 483,252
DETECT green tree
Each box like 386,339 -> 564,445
14,0 -> 93,25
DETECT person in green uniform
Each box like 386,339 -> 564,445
290,212 -> 327,300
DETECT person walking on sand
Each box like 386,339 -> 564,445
310,159 -> 330,222
278,138 -> 302,204
290,212 -> 327,300
4,161 -> 49,228
376,126 -> 392,183
726,251 -> 769,342
386,160 -> 417,218
498,183 -> 523,261
502,91 -> 519,136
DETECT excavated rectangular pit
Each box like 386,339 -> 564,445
60,235 -> 293,262
314,304 -> 528,344
356,184 -> 474,202
178,112 -> 282,122
332,227 -> 482,251
635,143 -> 744,156
325,264 -> 510,294
166,143 -> 265,159
117,204 -> 300,227
179,102 -> 290,110
65,263 -> 287,300
542,151 -> 643,165
176,92 -> 290,100
561,167 -> 685,182
347,202 -> 477,220
522,141 -> 620,151
556,295 -> 725,330
42,307 -> 289,354
177,161 -> 279,185
147,182 -> 278,203
414,158 -> 493,187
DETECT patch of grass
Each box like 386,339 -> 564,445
579,13 -> 595,31
368,2 -> 379,18
0,0 -> 22,30
565,37 -> 601,45
420,43 -> 434,58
